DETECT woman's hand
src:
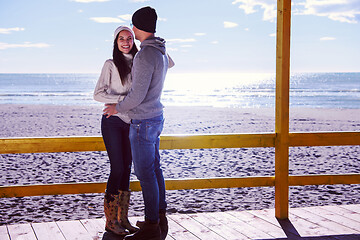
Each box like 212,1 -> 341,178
103,104 -> 118,118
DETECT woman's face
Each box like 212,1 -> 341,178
117,30 -> 134,54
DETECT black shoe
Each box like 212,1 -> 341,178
135,212 -> 168,240
159,210 -> 168,240
124,221 -> 160,240
136,214 -> 169,240
102,230 -> 126,240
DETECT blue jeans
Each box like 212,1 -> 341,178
129,114 -> 166,222
101,115 -> 132,194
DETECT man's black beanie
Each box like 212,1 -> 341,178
132,6 -> 157,33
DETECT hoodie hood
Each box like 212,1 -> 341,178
140,37 -> 166,55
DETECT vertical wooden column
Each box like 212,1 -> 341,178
275,0 -> 291,219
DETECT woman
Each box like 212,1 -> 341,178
94,25 -> 139,236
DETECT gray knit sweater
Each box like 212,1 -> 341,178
115,37 -> 173,120
93,57 -> 132,123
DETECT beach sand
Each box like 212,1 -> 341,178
0,104 -> 359,225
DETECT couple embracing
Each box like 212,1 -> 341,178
94,6 -> 174,240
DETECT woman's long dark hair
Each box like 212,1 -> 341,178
113,32 -> 138,85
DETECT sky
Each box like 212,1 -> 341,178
0,0 -> 359,74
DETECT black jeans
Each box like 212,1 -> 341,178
101,115 -> 132,194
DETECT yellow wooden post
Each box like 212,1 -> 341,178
275,0 -> 291,219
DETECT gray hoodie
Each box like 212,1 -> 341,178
115,37 -> 173,120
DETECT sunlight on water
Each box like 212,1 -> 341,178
163,72 -> 276,107
164,72 -> 275,92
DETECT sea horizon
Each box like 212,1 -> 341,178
0,72 -> 359,109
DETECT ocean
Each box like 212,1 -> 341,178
0,72 -> 359,109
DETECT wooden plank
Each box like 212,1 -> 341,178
170,214 -> 224,240
205,212 -> 254,239
289,174 -> 360,186
166,216 -> 196,240
2,174 -> 360,199
306,206 -> 360,232
1,132 -> 359,155
189,212 -> 248,240
0,226 -> 10,240
160,133 -> 275,150
288,210 -> 341,237
0,182 -> 107,198
247,208 -> 277,224
0,176 -> 275,198
291,207 -> 358,235
289,132 -> 360,147
56,220 -> 92,240
341,204 -> 360,214
274,0 -> 291,220
0,133 -> 276,155
247,208 -> 299,238
252,207 -> 340,238
32,222 -> 65,240
4,173 -> 360,199
7,223 -> 37,240
323,205 -> 360,223
228,210 -> 287,238
164,176 -> 274,191
3,206 -> 360,239
0,136 -> 106,154
215,211 -> 273,239
80,218 -> 105,240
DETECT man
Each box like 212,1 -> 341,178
104,6 -> 173,240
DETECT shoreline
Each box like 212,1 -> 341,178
1,104 -> 360,138
0,104 -> 359,225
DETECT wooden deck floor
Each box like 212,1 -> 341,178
1,204 -> 359,240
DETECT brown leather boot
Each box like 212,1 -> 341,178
118,190 -> 139,234
104,192 -> 128,236
124,220 -> 161,240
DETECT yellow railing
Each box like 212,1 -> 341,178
1,132 -> 358,154
1,133 -> 359,199
1,0 -> 359,220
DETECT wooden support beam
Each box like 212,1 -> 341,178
160,133 -> 275,149
1,131 -> 358,155
164,176 -> 275,190
0,177 -> 275,198
0,133 -> 276,154
0,136 -> 106,154
289,132 -> 360,147
275,0 -> 292,219
1,174 -> 359,198
289,174 -> 360,186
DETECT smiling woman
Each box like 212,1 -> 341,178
111,26 -> 138,84
117,30 -> 134,54
93,25 -> 140,235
